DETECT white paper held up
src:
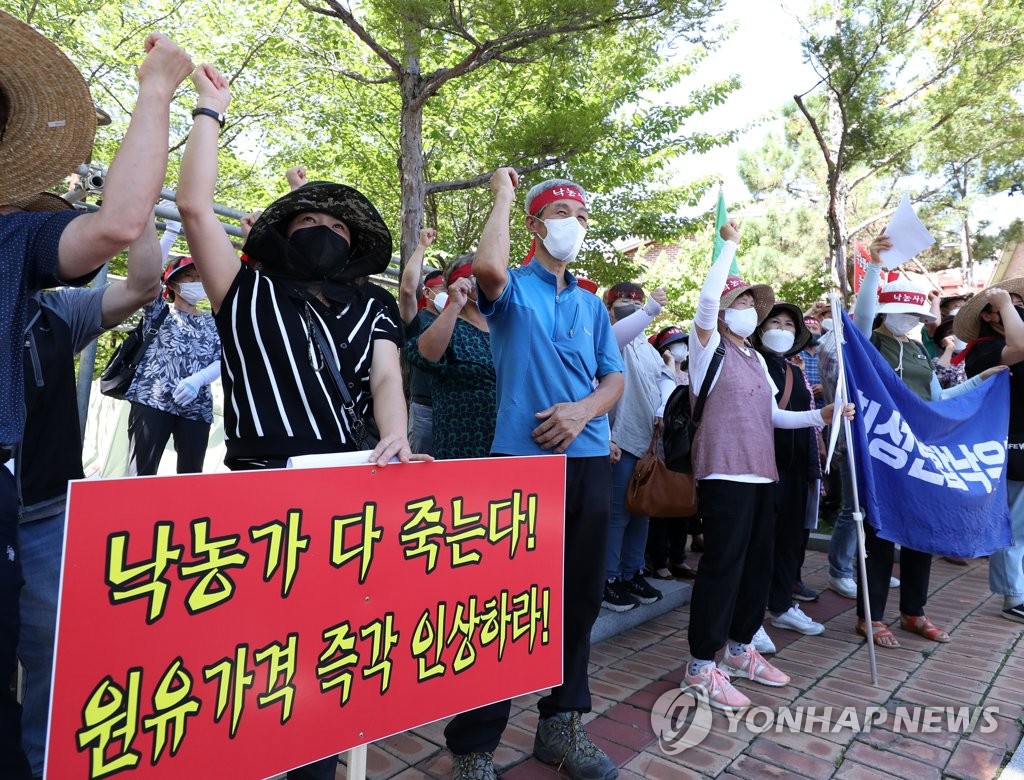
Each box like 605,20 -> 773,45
879,194 -> 935,268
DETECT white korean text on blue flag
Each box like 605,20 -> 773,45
839,309 -> 1012,557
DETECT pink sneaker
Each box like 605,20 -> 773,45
683,664 -> 751,712
719,645 -> 791,687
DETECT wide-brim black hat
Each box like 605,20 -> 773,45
242,181 -> 393,277
753,301 -> 811,358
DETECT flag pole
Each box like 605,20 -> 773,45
829,295 -> 879,685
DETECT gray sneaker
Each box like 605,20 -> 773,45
451,751 -> 497,780
533,712 -> 618,780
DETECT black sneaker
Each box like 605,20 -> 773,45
534,712 -> 618,780
623,573 -> 662,604
792,581 -> 819,602
601,579 -> 638,612
451,751 -> 497,780
1002,603 -> 1024,623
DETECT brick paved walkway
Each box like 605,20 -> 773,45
321,551 -> 1024,779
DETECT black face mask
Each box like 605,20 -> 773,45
1015,305 -> 1024,323
286,225 -> 351,280
808,334 -> 821,346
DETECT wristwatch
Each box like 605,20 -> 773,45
191,107 -> 226,128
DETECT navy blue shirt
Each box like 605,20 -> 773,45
0,210 -> 82,445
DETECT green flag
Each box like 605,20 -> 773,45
711,189 -> 740,275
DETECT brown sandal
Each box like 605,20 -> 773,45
856,619 -> 900,648
899,614 -> 950,643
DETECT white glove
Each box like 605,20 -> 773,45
171,360 -> 220,405
172,375 -> 203,405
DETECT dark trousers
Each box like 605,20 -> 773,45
1,469 -> 32,779
647,515 -> 692,567
688,480 -> 775,661
445,456 -> 612,755
768,472 -> 809,614
127,402 -> 210,475
856,523 -> 932,620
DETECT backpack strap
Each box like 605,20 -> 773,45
691,344 -> 726,429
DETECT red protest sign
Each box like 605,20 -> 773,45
47,457 -> 566,779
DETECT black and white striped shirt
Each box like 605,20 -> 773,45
215,266 -> 400,466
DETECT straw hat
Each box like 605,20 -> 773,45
11,191 -> 74,212
720,275 -> 775,322
0,11 -> 96,206
952,278 -> 1024,342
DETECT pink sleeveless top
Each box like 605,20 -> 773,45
691,336 -> 778,482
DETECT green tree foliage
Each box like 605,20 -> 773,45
11,0 -> 738,275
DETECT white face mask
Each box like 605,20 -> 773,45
539,216 -> 587,263
432,291 -> 448,311
761,328 -> 795,355
885,313 -> 921,336
723,307 -> 759,339
948,308 -> 961,317
669,343 -> 688,362
953,336 -> 968,352
176,282 -> 206,305
820,317 -> 834,332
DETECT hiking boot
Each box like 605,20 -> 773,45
451,751 -> 497,780
533,712 -> 618,780
601,579 -> 638,612
623,572 -> 662,604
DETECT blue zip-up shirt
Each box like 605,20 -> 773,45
478,261 -> 623,457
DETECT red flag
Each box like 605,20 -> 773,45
853,241 -> 898,293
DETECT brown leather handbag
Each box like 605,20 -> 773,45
625,421 -> 697,518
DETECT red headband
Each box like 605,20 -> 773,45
879,290 -> 926,307
721,276 -> 750,297
448,263 -> 473,284
529,185 -> 586,216
804,317 -> 820,326
424,274 -> 445,289
522,185 -> 588,265
604,288 -> 645,305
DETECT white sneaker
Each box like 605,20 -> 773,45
752,625 -> 776,654
771,605 -> 825,636
890,577 -> 901,588
829,576 -> 857,599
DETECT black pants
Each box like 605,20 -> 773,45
647,515 -> 692,568
856,523 -> 931,620
768,472 -> 809,614
1,469 -> 32,778
688,480 -> 775,661
445,456 -> 612,755
127,402 -> 210,475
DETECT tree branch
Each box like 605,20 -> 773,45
298,0 -> 402,74
793,94 -> 834,176
425,154 -> 576,195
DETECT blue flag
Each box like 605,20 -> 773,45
839,309 -> 1012,557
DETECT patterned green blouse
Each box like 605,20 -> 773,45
406,316 -> 496,459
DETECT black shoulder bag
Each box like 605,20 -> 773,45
99,307 -> 169,399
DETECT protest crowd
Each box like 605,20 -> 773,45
2,16 -> 1022,780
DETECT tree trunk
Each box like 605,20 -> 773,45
826,66 -> 850,302
955,165 -> 973,289
398,33 -> 424,275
